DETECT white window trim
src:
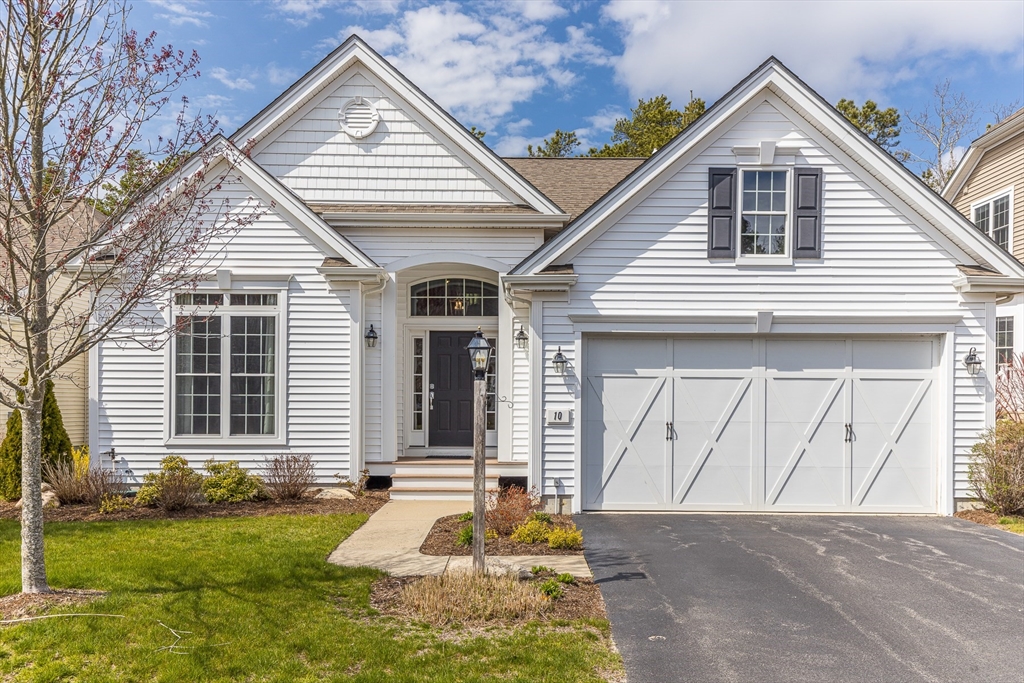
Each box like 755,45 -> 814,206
165,289 -> 288,446
407,275 -> 501,318
970,186 -> 1014,253
735,166 -> 794,266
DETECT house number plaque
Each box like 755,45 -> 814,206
545,409 -> 572,425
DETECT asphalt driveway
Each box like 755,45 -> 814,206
578,515 -> 1024,683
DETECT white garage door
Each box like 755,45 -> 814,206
582,337 -> 937,512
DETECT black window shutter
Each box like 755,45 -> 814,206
707,167 -> 737,259
792,167 -> 823,259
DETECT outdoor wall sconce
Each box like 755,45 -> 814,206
552,347 -> 567,375
364,324 -> 378,348
515,325 -> 529,350
963,347 -> 982,376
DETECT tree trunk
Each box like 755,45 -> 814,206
472,375 -> 487,573
20,398 -> 49,594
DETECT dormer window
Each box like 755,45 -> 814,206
972,191 -> 1012,252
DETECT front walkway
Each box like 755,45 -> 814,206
328,499 -> 592,577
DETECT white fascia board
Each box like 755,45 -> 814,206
322,211 -> 570,229
952,275 -> 1024,294
317,266 -> 387,284
229,36 -> 563,217
502,274 -> 577,292
513,60 -> 1024,279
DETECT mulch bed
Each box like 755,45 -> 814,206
370,572 -> 606,624
0,588 -> 108,622
0,490 -> 389,523
419,513 -> 583,556
954,509 -> 1003,526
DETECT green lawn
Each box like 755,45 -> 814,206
0,514 -> 620,682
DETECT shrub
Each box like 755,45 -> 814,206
556,572 -> 575,585
335,468 -> 370,495
538,579 -> 564,600
98,493 -> 133,514
457,511 -> 473,522
71,445 -> 89,477
401,570 -> 547,626
42,460 -> 128,505
510,519 -> 552,544
969,420 -> 1024,515
996,353 -> 1024,422
530,565 -> 552,575
485,528 -> 498,541
135,456 -> 203,511
455,524 -> 474,547
530,511 -> 552,524
263,453 -> 316,500
548,524 -> 584,550
0,379 -> 74,501
485,485 -> 541,536
202,459 -> 265,503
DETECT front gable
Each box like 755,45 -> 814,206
513,59 -> 1024,282
233,36 -> 562,214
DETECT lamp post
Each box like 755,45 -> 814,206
466,328 -> 492,572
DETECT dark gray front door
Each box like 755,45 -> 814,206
429,331 -> 474,447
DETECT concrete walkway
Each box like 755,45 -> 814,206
327,499 -> 592,577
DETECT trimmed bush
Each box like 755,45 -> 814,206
548,525 -> 584,550
510,519 -> 552,544
98,493 -> 133,514
969,420 -> 1024,515
202,459 -> 265,503
0,379 -> 74,501
263,453 -> 316,500
135,456 -> 203,510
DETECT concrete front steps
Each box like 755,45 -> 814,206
370,458 -> 527,501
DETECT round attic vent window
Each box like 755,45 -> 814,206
339,97 -> 380,139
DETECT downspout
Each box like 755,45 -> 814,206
995,294 -> 1015,305
355,272 -> 388,483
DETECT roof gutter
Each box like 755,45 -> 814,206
952,275 -> 1024,295
316,266 -> 388,285
321,212 -> 570,229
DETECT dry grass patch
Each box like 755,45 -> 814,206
0,589 -> 107,621
400,570 -> 548,627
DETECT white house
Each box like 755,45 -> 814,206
91,36 -> 1024,515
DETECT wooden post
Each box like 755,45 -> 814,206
472,373 -> 487,572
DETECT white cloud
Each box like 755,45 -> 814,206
493,134 -> 546,157
209,67 -> 256,91
506,0 -> 567,22
270,0 -> 400,26
505,118 -> 533,135
602,0 -> 1024,103
572,106 -> 624,150
150,0 -> 214,28
267,63 -> 300,87
324,4 -> 608,128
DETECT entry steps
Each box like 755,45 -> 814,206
369,457 -> 527,501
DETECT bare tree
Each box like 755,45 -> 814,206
0,0 -> 265,593
902,80 -> 980,191
997,354 -> 1024,424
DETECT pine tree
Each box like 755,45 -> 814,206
0,380 -> 73,501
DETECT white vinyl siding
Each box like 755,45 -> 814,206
94,179 -> 354,482
538,97 -> 990,504
254,68 -> 513,205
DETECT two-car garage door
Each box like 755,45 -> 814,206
582,337 -> 937,512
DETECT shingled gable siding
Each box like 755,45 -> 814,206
341,227 -> 542,456
538,97 -> 988,502
950,133 -> 1024,260
95,180 -> 354,481
254,68 -> 512,205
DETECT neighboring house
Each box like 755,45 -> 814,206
91,36 -> 1023,515
942,108 -> 1024,369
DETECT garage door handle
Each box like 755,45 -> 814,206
844,423 -> 852,442
666,422 -> 674,441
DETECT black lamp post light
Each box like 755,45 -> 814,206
466,328 -> 492,572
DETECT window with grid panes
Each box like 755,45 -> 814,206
740,170 -> 788,255
996,317 -> 1014,369
173,293 -> 279,438
973,192 -> 1011,251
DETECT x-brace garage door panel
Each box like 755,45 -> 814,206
671,339 -> 756,508
582,337 -> 938,512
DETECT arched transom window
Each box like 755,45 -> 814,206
410,278 -> 499,317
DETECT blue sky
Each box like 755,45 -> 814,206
136,0 -> 1023,172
